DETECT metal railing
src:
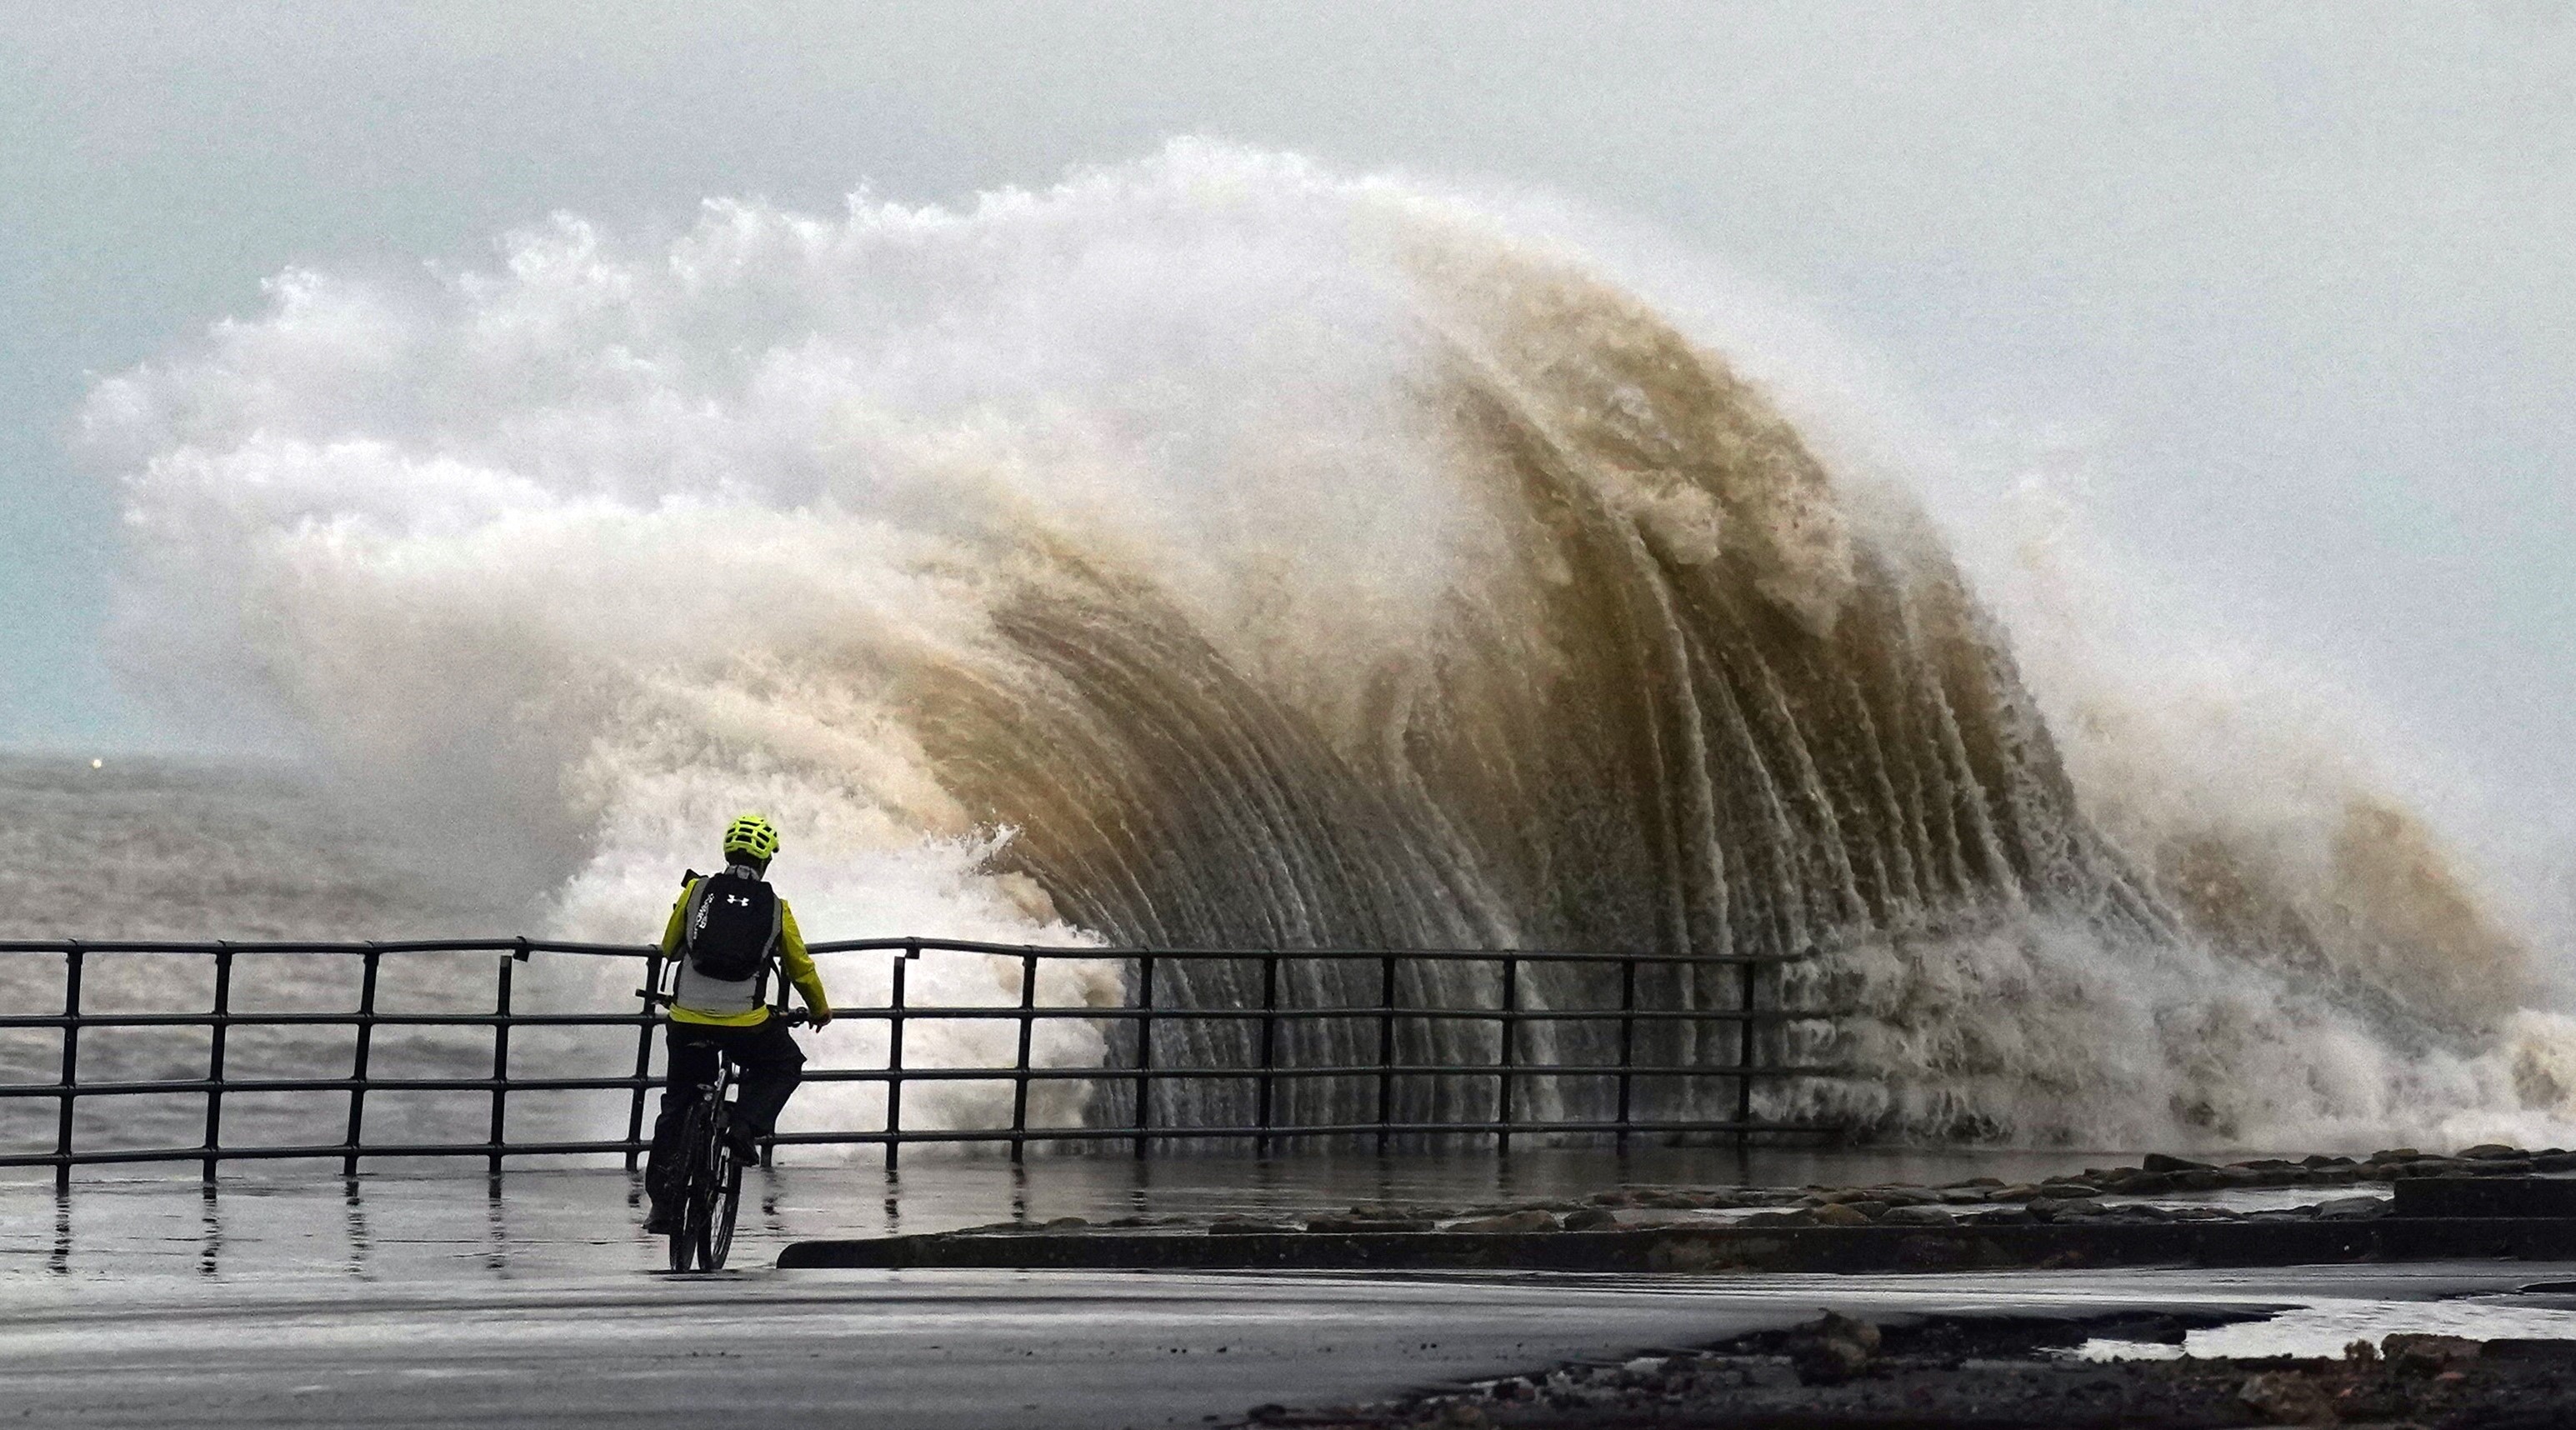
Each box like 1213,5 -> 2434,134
0,938 -> 1847,1186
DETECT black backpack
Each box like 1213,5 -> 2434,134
683,870 -> 780,982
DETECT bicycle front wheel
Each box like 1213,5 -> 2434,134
705,1138 -> 743,1270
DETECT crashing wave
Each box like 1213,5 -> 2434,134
90,141 -> 2568,1150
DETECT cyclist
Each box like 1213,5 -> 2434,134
643,813 -> 833,1235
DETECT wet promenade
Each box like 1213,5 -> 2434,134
8,1157 -> 2576,1428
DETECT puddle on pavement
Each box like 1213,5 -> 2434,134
2081,1292 -> 2576,1361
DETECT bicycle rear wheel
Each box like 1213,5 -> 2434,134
684,1105 -> 738,1270
668,1099 -> 716,1272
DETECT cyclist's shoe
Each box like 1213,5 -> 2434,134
724,1128 -> 761,1163
643,1203 -> 678,1235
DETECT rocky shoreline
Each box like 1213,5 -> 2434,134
1199,1144 -> 2574,1238
776,1142 -> 2576,1272
1220,1311 -> 2576,1428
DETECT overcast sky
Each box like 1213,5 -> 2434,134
4,2 -> 2571,842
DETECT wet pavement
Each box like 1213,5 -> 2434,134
8,1158 -> 2576,1428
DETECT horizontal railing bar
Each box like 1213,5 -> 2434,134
0,1138 -> 642,1169
0,1012 -> 658,1030
0,941 -> 639,958
803,940 -> 1823,967
818,1005 -> 1842,1023
0,1074 -> 662,1098
0,938 -> 1827,967
765,1119 -> 1831,1144
0,1005 -> 1838,1031
791,1063 -> 1856,1083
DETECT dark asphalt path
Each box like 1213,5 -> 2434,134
5,1263 -> 2571,1428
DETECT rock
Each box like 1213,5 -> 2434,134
1638,1189 -> 1704,1209
1559,1207 -> 1623,1232
2143,1152 -> 2215,1172
1040,1216 -> 1089,1230
2313,1195 -> 2390,1221
1879,1204 -> 1955,1227
2384,1332 -> 2481,1372
1810,1202 -> 1874,1227
2459,1142 -> 2523,1159
1208,1217 -> 1298,1236
1935,1188 -> 1991,1204
2236,1369 -> 2332,1424
1305,1214 -> 1429,1233
1448,1209 -> 1559,1234
1587,1189 -> 1638,1207
2372,1147 -> 2423,1162
2119,1172 -> 2177,1194
1968,1208 -> 2037,1226
1987,1183 -> 2042,1202
2035,1180 -> 2102,1198
2026,1197 -> 2107,1221
1740,1209 -> 1818,1228
1787,1311 -> 1880,1385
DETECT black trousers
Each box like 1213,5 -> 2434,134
645,1017 -> 805,1208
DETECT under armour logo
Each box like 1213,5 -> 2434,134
725,894 -> 749,906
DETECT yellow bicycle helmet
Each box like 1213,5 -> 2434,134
722,813 -> 781,864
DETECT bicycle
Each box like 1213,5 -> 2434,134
646,992 -> 808,1272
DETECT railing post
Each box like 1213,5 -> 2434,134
1133,950 -> 1154,1160
1615,954 -> 1638,1152
1375,953 -> 1396,1156
488,948 -> 516,1177
343,947 -> 382,1178
1254,953 -> 1278,1157
54,947 -> 83,1194
624,950 -> 662,1172
202,946 -> 234,1184
1736,953 -> 1759,1142
1010,952 -> 1038,1163
1496,954 -> 1518,1155
885,942 -> 912,1171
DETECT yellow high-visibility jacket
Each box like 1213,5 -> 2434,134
659,873 -> 831,1027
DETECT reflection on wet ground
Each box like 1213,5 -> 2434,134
0,1144 -> 2465,1282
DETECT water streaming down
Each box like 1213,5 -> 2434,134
84,143 -> 2575,1153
